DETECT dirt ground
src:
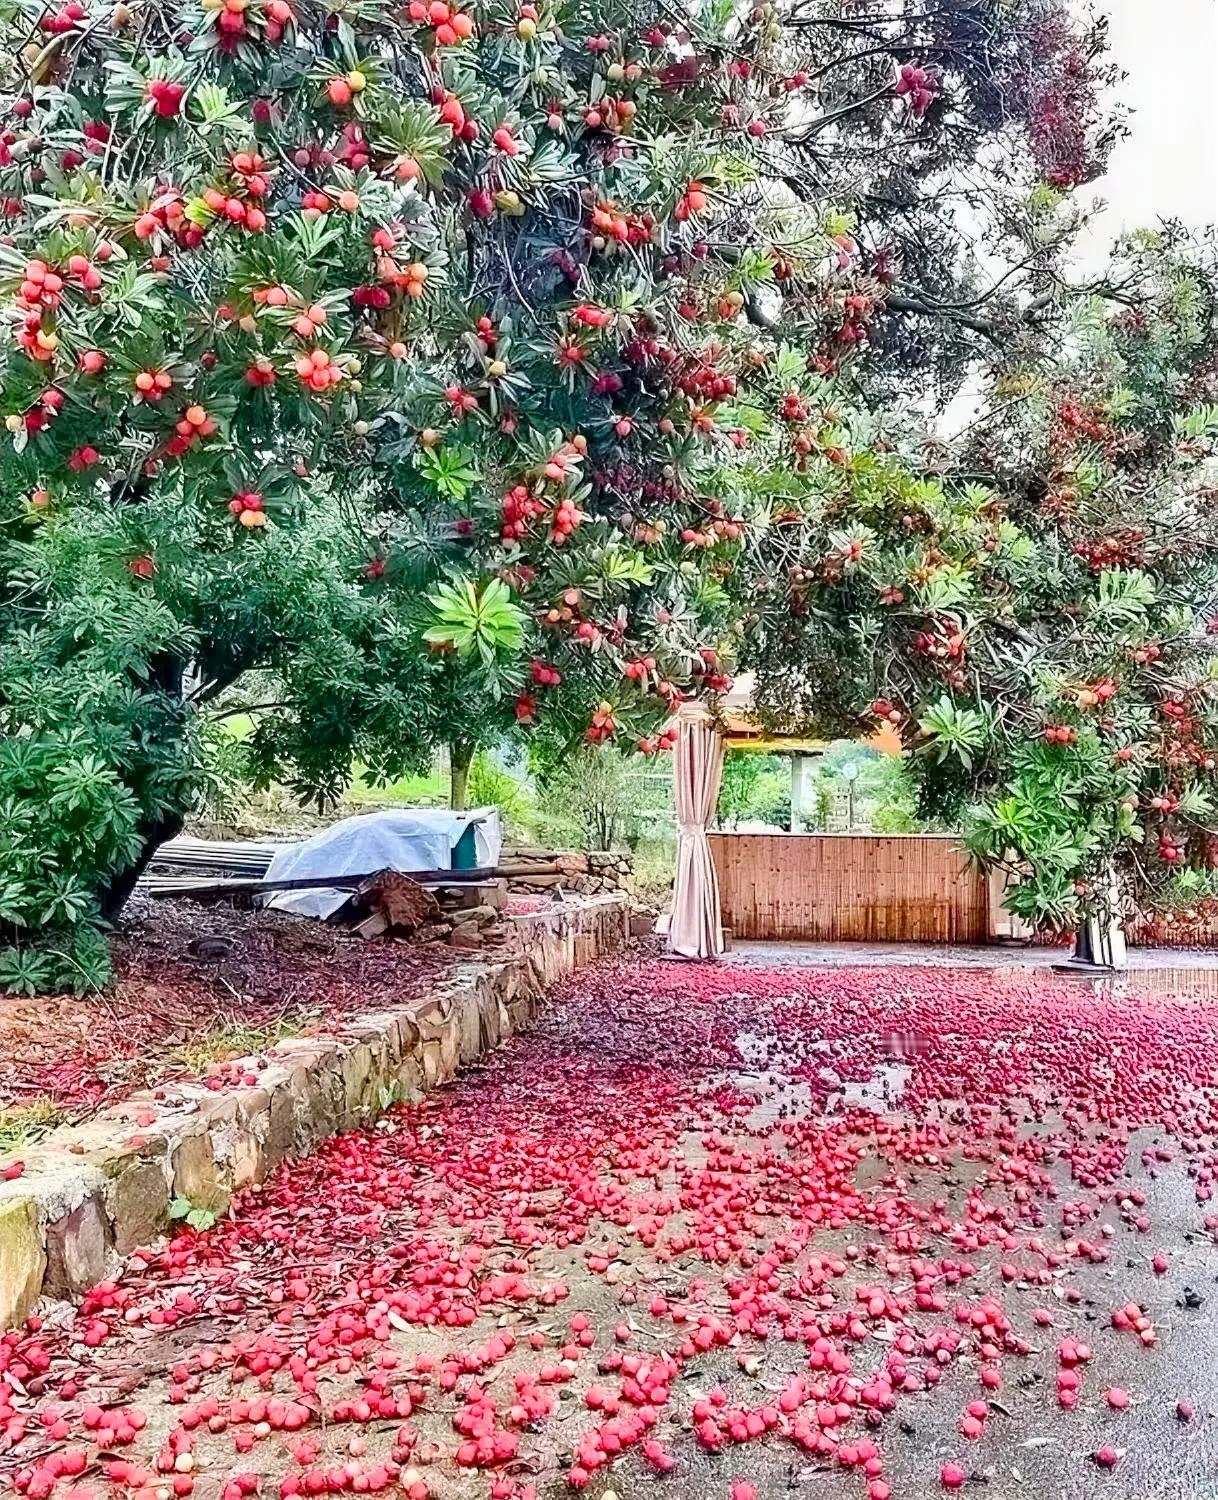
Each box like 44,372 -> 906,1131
0,898 -> 454,1130
2,953 -> 1218,1500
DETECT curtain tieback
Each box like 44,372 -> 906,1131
678,821 -> 706,836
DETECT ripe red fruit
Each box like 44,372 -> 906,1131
940,1463 -> 966,1490
1092,1447 -> 1120,1470
468,188 -> 495,219
147,78 -> 186,118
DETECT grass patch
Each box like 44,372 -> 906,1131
344,765 -> 450,808
172,1016 -> 305,1075
0,1098 -> 65,1156
631,833 -> 677,901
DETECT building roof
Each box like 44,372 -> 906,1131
719,673 -> 902,755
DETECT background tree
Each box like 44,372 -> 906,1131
740,230 -> 1218,928
0,0 -> 447,987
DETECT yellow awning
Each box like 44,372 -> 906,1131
721,722 -> 903,756
723,735 -> 827,753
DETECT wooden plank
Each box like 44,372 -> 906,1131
140,867 -> 495,900
708,833 -> 989,944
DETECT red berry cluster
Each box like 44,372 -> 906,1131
17,259 -> 64,311
895,63 -> 938,118
636,724 -> 679,755
293,348 -> 344,392
589,200 -> 653,249
830,289 -> 873,348
675,358 -> 737,402
583,93 -> 638,134
779,390 -> 808,424
1056,398 -> 1112,443
491,124 -> 519,156
1071,529 -> 1146,571
133,368 -> 174,401
407,0 -> 475,46
36,0 -> 85,32
19,387 -> 63,432
353,284 -> 391,310
673,180 -> 708,222
570,304 -> 613,330
166,403 -> 218,457
585,703 -> 618,744
262,0 -> 294,43
501,484 -> 545,539
870,698 -> 904,724
201,185 -> 266,233
444,384 -> 479,415
133,196 -> 193,245
914,625 -> 966,660
1024,15 -> 1101,189
435,90 -> 477,141
224,490 -> 265,528
551,495 -> 581,544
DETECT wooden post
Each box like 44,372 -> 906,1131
790,754 -> 811,832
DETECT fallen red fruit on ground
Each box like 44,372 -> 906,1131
0,954 -> 1215,1496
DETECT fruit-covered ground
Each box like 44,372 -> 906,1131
4,952 -> 1218,1500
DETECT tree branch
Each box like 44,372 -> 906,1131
883,291 -> 1007,343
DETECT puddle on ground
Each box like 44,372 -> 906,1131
1093,969 -> 1218,1001
825,1060 -> 912,1115
714,1032 -> 914,1128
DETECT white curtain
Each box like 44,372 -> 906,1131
668,706 -> 725,959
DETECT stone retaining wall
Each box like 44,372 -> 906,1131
0,895 -> 628,1328
499,847 -> 633,896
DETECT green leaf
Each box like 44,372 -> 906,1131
917,697 -> 990,769
424,575 -> 525,659
1092,569 -> 1156,621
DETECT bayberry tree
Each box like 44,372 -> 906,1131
262,0 -> 1121,786
740,230 -> 1218,929
0,0 -> 1118,988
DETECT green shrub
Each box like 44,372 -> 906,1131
467,751 -> 532,827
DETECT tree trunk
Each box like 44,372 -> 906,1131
98,808 -> 186,923
450,741 -> 474,811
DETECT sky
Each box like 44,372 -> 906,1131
1075,0 -> 1218,262
937,0 -> 1218,432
